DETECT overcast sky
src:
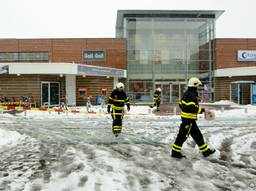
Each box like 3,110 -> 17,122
0,0 -> 255,39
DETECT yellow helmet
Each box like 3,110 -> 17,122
188,77 -> 202,87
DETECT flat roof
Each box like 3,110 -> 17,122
116,10 -> 224,28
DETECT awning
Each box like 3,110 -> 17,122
0,62 -> 127,78
215,66 -> 256,77
231,81 -> 255,84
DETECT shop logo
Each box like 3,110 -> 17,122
242,52 -> 247,58
83,50 -> 105,62
238,50 -> 256,61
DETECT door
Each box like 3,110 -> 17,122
41,82 -> 60,107
155,83 -> 170,103
42,83 -> 49,106
252,84 -> 256,105
170,82 -> 186,103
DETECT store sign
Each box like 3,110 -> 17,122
238,50 -> 256,62
78,65 -> 126,78
0,65 -> 9,74
83,50 -> 105,61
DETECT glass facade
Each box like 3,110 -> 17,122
116,11 -> 223,103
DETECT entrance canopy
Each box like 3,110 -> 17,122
0,63 -> 127,78
231,81 -> 255,84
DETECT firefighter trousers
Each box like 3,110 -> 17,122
152,99 -> 160,110
172,118 -> 208,153
111,109 -> 124,135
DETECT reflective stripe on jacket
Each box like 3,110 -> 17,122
107,89 -> 129,110
179,88 -> 204,120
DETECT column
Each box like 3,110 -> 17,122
65,74 -> 76,106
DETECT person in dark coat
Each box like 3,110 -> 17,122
171,77 -> 215,158
107,82 -> 130,137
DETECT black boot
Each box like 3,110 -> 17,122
171,150 -> 186,159
202,148 -> 216,157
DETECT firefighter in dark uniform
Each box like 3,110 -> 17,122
107,82 -> 130,137
171,77 -> 215,158
150,88 -> 161,111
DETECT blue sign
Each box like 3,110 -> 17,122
83,51 -> 105,62
77,65 -> 126,78
238,50 -> 256,62
253,84 -> 256,94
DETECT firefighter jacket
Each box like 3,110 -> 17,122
178,87 -> 204,120
153,90 -> 161,102
108,89 -> 130,111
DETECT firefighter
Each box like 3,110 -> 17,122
107,82 -> 130,137
150,88 -> 161,111
171,77 -> 215,158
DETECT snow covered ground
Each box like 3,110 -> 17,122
0,102 -> 256,191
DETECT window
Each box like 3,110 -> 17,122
0,52 -> 48,62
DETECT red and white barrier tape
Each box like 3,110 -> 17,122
0,105 -> 150,115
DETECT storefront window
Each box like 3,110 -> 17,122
0,52 -> 48,62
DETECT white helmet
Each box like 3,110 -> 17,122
116,82 -> 124,90
156,88 -> 162,92
188,77 -> 202,87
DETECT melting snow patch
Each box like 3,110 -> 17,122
0,129 -> 28,147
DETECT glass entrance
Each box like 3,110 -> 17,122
155,82 -> 186,103
41,82 -> 60,107
155,83 -> 170,103
170,83 -> 186,103
230,81 -> 255,105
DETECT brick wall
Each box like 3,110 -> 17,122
214,38 -> 256,69
215,76 -> 256,102
0,38 -> 127,69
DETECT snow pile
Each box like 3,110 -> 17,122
0,128 -> 27,147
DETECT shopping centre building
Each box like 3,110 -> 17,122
0,10 -> 256,106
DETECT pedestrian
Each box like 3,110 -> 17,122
150,88 -> 161,111
86,96 -> 92,112
107,82 -> 130,137
171,77 -> 215,158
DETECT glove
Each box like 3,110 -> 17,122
127,104 -> 130,112
107,105 -> 111,113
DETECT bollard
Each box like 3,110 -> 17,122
244,108 -> 248,113
148,108 -> 152,114
221,107 -> 225,112
173,107 -> 176,115
24,110 -> 27,116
